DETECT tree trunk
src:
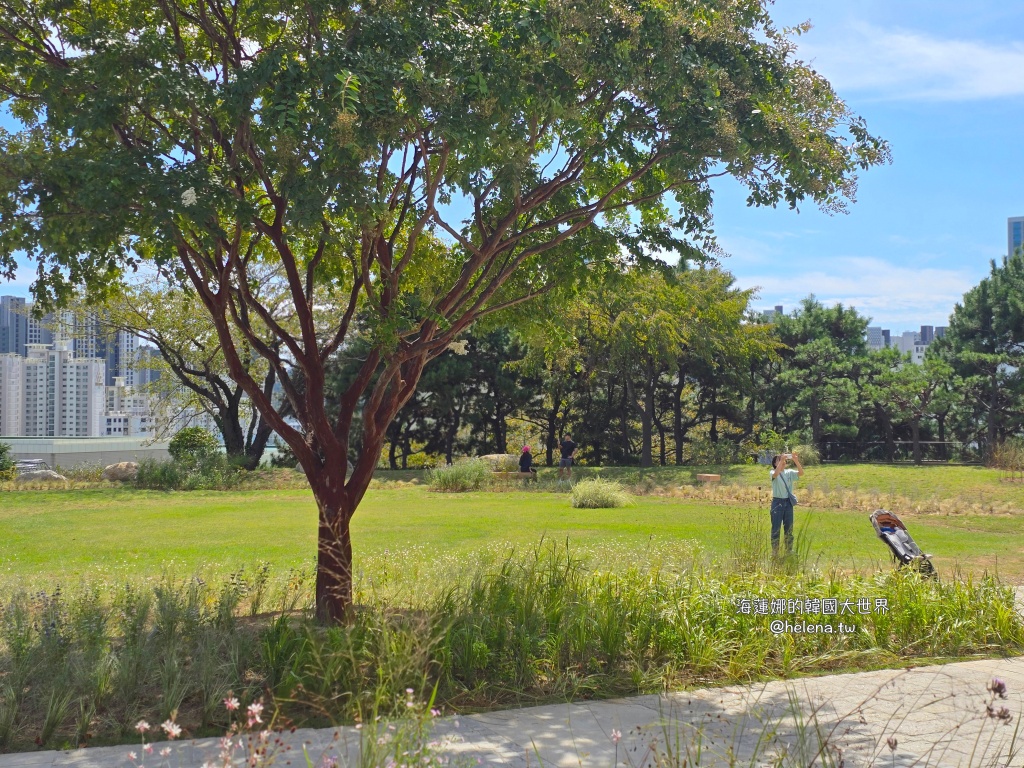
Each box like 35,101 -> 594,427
657,419 -> 666,466
745,365 -> 758,437
709,386 -> 719,443
876,404 -> 895,462
619,383 -> 631,463
937,414 -> 947,460
242,419 -> 274,471
389,438 -> 399,470
987,371 -> 999,458
911,419 -> 922,465
494,399 -> 507,453
673,365 -> 686,465
640,380 -> 655,468
219,401 -> 247,462
314,497 -> 354,624
545,404 -> 558,467
810,394 -> 821,448
444,408 -> 461,464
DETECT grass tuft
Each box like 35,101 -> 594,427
426,460 -> 491,492
570,477 -> 632,508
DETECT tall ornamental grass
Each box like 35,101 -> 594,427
570,477 -> 632,508
0,542 -> 1021,753
426,460 -> 491,492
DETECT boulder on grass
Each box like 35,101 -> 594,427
16,469 -> 67,483
102,461 -> 139,482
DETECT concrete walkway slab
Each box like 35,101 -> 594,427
3,656 -> 1023,767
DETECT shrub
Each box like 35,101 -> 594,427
990,438 -> 1024,473
0,442 -> 14,482
169,427 -> 220,463
755,429 -> 790,455
570,477 -> 631,508
269,442 -> 299,468
426,460 -> 490,492
790,443 -> 821,466
135,452 -> 241,491
54,463 -> 104,482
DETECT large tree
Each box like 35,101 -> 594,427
771,297 -> 870,449
936,253 -> 1024,454
83,281 -> 282,469
0,0 -> 886,621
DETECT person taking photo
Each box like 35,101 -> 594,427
769,452 -> 804,557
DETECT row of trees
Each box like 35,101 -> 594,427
91,251 -> 1024,472
360,253 -> 1024,468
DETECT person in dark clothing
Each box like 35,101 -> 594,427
519,446 -> 538,478
558,433 -> 577,480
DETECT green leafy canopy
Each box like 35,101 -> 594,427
0,0 -> 889,618
0,0 -> 887,308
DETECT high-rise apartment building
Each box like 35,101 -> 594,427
104,376 -> 156,436
891,331 -> 927,364
1010,216 -> 1024,257
866,327 -> 885,350
920,325 -> 934,345
21,342 -> 105,437
0,354 -> 24,435
108,330 -> 139,386
27,310 -> 54,347
0,296 -> 28,356
51,309 -> 138,385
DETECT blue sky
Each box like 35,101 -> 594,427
714,0 -> 1024,332
2,0 -> 1022,334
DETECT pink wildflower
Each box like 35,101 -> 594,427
611,729 -> 622,745
162,720 -> 182,739
135,720 -> 151,734
247,702 -> 264,726
224,696 -> 240,712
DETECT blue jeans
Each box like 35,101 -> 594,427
770,497 -> 794,556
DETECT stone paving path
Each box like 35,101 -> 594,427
2,657 -> 1021,768
2,590 -> 1022,768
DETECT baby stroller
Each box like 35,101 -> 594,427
869,509 -> 937,579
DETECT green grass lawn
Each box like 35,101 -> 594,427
3,463 -> 1024,588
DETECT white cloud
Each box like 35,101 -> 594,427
798,23 -> 1024,101
736,255 -> 980,330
